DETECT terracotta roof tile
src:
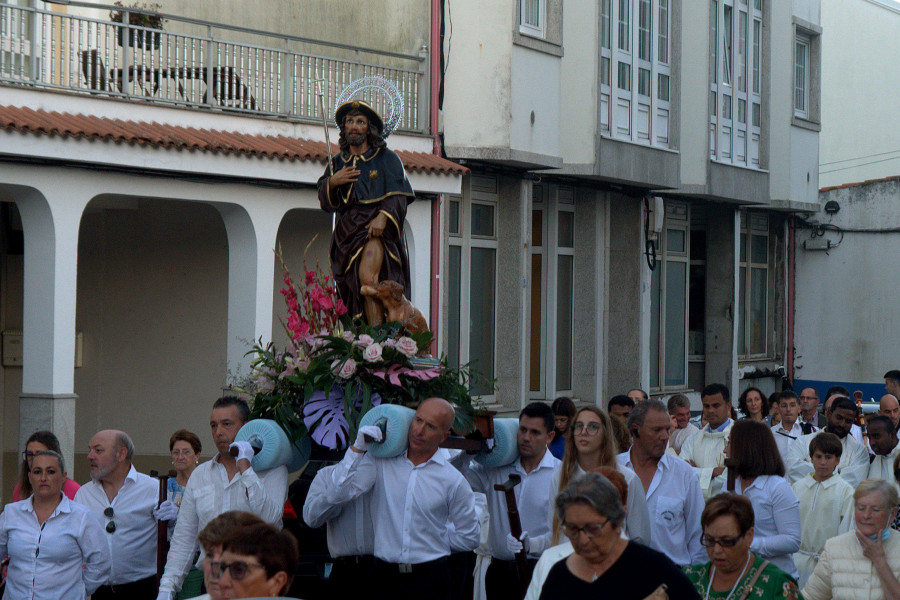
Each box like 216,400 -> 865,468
0,105 -> 467,176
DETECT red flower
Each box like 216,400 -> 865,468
305,270 -> 316,285
335,299 -> 348,316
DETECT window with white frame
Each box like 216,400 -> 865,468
528,184 -> 575,399
794,34 -> 810,119
599,0 -> 671,146
447,177 -> 498,397
737,212 -> 769,357
519,0 -> 546,37
650,201 -> 690,390
709,0 -> 762,168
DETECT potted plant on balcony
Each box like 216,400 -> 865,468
110,2 -> 164,50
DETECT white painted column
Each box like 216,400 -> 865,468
14,184 -> 92,473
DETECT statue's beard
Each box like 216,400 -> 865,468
347,132 -> 366,146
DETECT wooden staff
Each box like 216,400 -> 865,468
494,474 -> 529,599
151,469 -> 175,586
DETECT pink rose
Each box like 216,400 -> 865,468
383,338 -> 397,348
396,337 -> 418,357
333,358 -> 357,379
342,331 -> 355,342
355,334 -> 375,348
363,343 -> 383,362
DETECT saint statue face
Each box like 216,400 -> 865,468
343,113 -> 370,148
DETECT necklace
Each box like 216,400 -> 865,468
704,554 -> 753,600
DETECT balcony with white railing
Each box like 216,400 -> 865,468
0,0 -> 428,133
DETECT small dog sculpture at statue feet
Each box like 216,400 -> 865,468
359,280 -> 429,336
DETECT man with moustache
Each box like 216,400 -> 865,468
75,430 -> 177,599
328,397 -> 480,600
157,397 -> 288,600
786,396 -> 870,487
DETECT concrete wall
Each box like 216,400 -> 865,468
510,45 -> 560,161
794,178 -> 900,398
558,1 -> 598,165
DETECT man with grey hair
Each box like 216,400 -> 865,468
667,394 -> 698,455
75,429 -> 177,600
617,401 -> 706,566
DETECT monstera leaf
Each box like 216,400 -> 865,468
302,385 -> 382,450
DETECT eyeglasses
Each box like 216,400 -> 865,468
171,449 -> 194,456
799,395 -> 818,401
562,520 -> 609,539
103,507 -> 116,534
700,533 -> 745,548
210,561 -> 267,581
573,422 -> 602,436
22,451 -> 37,461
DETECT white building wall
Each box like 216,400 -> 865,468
510,45 -> 560,160
678,0 -> 712,187
558,1 -> 598,165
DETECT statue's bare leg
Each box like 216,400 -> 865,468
359,238 -> 385,325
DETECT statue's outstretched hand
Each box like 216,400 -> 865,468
330,165 -> 360,187
367,213 -> 388,238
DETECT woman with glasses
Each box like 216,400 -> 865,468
12,430 -> 80,501
803,478 -> 900,600
683,493 -> 800,599
722,419 -> 801,580
549,407 -> 651,545
0,450 -> 110,599
167,429 -> 203,599
213,523 -> 299,598
536,472 -> 697,599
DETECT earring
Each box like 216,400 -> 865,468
195,460 -> 199,465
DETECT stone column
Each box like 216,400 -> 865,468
704,205 -> 738,392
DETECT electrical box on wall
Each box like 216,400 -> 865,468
803,238 -> 832,251
2,330 -> 84,367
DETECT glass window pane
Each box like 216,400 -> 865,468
658,74 -> 670,101
618,62 -> 632,91
690,230 -> 707,261
723,5 -> 733,87
618,0 -> 630,51
558,212 -> 574,248
689,263 -> 706,355
751,234 -> 767,263
666,229 -> 685,253
650,263 -> 661,388
639,0 -> 651,61
738,11 -> 747,92
532,210 -> 543,247
556,255 -> 574,391
664,261 -> 686,386
601,0 -> 611,49
471,203 -> 495,237
753,20 -> 761,93
449,200 -> 460,235
522,0 -> 540,27
469,248 -> 496,394
658,0 -> 669,64
740,232 -> 747,262
749,266 -> 767,354
710,0 -> 718,84
639,68 -> 651,97
448,246 -> 462,369
530,254 -> 543,392
601,57 -> 611,86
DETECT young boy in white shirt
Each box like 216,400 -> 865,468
772,390 -> 803,464
791,432 -> 855,588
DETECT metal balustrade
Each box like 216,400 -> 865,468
0,1 -> 428,133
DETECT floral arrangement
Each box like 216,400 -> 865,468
109,2 -> 165,29
241,251 -> 490,453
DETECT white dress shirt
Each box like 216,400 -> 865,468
460,449 -> 560,560
726,475 -> 801,579
302,463 -> 374,557
680,419 -> 734,500
791,473 -> 855,588
617,450 -> 706,566
0,494 -> 110,599
523,541 -> 573,600
74,465 -> 158,584
669,423 -> 699,454
787,431 -> 870,488
547,462 -> 652,547
772,420 -> 804,465
328,447 -> 480,564
159,454 -> 288,593
869,443 -> 900,491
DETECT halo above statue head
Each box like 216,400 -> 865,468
334,76 -> 404,138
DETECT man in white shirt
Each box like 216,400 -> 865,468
772,390 -> 804,464
457,402 -> 560,600
667,394 -> 699,455
75,430 -> 177,600
157,397 -> 289,600
680,383 -> 734,500
618,400 -> 705,567
328,397 -> 480,600
787,396 -> 870,487
867,415 -> 900,487
823,387 -> 865,446
302,464 -> 375,597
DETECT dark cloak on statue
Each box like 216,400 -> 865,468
317,146 -> 416,319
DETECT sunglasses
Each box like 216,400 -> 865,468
104,506 -> 116,533
210,561 -> 267,581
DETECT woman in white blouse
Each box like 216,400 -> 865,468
723,419 -> 801,580
0,450 -> 109,599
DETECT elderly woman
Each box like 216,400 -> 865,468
0,450 -> 110,599
803,478 -> 900,600
536,472 -> 698,599
167,429 -> 203,599
549,407 -> 651,545
684,493 -> 801,599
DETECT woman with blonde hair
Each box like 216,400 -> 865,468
548,406 -> 650,545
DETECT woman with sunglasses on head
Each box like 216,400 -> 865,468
549,407 -> 651,545
12,430 -> 80,501
683,493 -> 800,599
536,472 -> 698,599
0,450 -> 109,599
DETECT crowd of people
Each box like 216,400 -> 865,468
4,374 -> 900,599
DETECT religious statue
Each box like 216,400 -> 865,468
317,99 -> 415,326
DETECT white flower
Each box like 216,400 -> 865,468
396,336 -> 418,357
363,342 -> 383,362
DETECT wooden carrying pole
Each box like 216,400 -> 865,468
152,469 -> 176,586
494,474 -> 529,599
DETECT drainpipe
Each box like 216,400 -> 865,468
428,0 -> 443,356
786,216 -> 796,386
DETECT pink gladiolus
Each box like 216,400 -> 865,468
335,299 -> 348,316
305,270 -> 316,285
